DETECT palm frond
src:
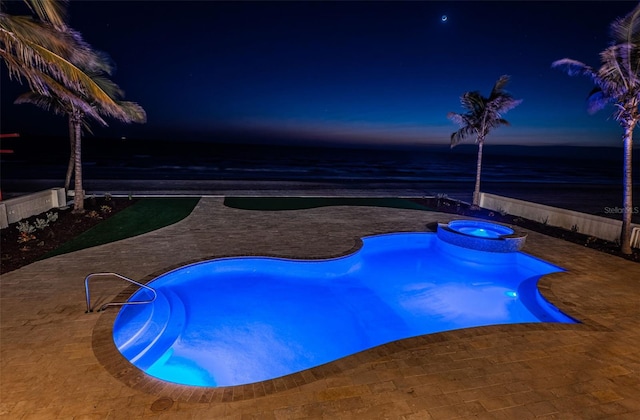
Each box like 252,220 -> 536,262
459,91 -> 483,112
614,43 -> 640,88
551,58 -> 594,77
24,71 -> 111,124
1,15 -> 110,73
489,96 -> 523,113
85,75 -> 146,123
22,0 -> 67,29
609,2 -> 640,45
62,26 -> 113,74
14,89 -> 108,127
489,75 -> 511,99
14,91 -> 61,114
446,112 -> 467,127
448,111 -> 475,147
599,44 -> 636,93
23,40 -> 128,115
585,89 -> 610,115
89,74 -> 125,101
450,126 -> 476,148
115,101 -> 147,124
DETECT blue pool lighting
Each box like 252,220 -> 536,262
113,231 -> 576,387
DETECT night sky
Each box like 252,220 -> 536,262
1,1 -> 638,148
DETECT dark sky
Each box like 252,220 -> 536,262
1,1 -> 638,148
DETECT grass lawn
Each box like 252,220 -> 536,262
43,198 -> 200,259
223,197 -> 434,211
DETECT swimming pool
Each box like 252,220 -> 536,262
113,231 -> 576,387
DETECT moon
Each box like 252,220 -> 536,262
441,15 -> 448,22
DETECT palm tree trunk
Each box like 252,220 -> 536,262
620,125 -> 634,254
473,139 -> 484,207
64,115 -> 75,192
72,118 -> 84,213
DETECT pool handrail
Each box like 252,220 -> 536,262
84,272 -> 157,313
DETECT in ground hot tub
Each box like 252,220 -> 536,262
437,220 -> 526,252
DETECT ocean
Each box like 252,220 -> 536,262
1,136 -> 639,219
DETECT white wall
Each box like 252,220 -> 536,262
0,188 -> 66,229
479,192 -> 639,246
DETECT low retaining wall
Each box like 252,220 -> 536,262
0,188 -> 66,229
479,192 -> 639,246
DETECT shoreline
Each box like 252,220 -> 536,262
2,178 -> 638,221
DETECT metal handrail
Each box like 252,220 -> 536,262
84,272 -> 157,313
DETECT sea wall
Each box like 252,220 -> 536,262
0,188 -> 66,229
479,192 -> 640,247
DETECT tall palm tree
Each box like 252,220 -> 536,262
3,0 -> 146,212
552,3 -> 640,255
447,75 -> 522,207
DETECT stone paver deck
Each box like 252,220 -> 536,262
1,197 -> 639,419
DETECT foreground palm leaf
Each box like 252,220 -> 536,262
552,2 -> 640,255
21,0 -> 68,28
447,75 -> 522,206
1,7 -> 109,94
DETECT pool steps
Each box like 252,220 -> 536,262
115,289 -> 186,370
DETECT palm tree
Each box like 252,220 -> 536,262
3,0 -> 146,212
447,75 -> 522,207
552,3 -> 640,255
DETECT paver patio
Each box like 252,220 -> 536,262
1,197 -> 639,419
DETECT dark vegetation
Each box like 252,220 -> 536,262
1,196 -> 198,274
1,195 -> 637,275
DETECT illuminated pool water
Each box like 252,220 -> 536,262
113,232 -> 576,387
448,220 -> 514,238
